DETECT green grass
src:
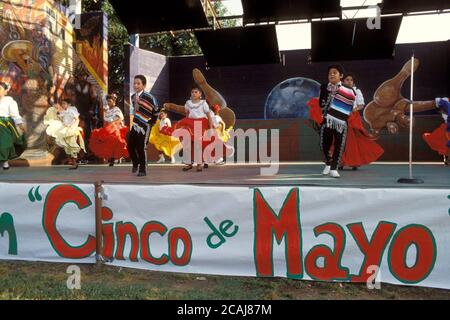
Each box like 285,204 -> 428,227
0,261 -> 449,300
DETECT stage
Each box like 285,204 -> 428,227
0,162 -> 448,189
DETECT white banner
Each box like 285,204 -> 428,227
1,182 -> 449,290
101,185 -> 450,290
0,183 -> 95,264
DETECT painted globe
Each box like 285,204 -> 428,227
265,77 -> 321,119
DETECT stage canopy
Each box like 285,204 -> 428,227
108,0 -> 209,34
194,25 -> 280,67
381,0 -> 450,14
311,16 -> 403,62
109,0 -> 447,65
241,0 -> 341,25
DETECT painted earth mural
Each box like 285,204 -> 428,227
265,77 -> 321,120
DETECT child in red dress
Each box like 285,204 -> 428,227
89,93 -> 129,166
423,98 -> 450,166
340,74 -> 384,170
175,86 -> 213,172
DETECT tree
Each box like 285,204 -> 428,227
140,1 -> 236,56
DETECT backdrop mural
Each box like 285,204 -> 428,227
265,77 -> 321,120
0,0 -> 107,165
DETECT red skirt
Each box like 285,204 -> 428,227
307,97 -> 323,125
160,125 -> 174,136
423,123 -> 450,157
175,117 -> 210,163
341,112 -> 384,167
89,121 -> 129,160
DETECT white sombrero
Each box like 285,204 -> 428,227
2,40 -> 33,62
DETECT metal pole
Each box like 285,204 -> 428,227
409,55 -> 414,179
398,54 -> 424,184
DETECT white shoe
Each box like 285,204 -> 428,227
322,165 -> 331,175
330,170 -> 341,178
214,157 -> 225,165
170,157 -> 176,164
2,161 -> 10,170
157,155 -> 166,164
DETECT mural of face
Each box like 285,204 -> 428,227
0,0 -> 108,165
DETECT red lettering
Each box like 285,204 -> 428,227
389,225 -> 436,284
43,185 -> 95,259
348,222 -> 396,283
305,223 -> 349,281
115,222 -> 139,261
169,228 -> 192,266
254,188 -> 302,278
102,207 -> 114,259
140,222 -> 170,265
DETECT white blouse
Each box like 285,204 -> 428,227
185,100 -> 210,119
159,118 -> 171,130
59,106 -> 80,127
104,107 -> 124,123
0,96 -> 23,125
354,87 -> 365,107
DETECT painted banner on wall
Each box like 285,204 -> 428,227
75,11 -> 108,92
1,183 -> 449,290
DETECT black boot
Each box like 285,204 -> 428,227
69,158 -> 79,170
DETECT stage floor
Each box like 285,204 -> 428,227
0,162 -> 448,189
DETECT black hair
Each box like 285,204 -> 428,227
328,64 -> 345,76
134,75 -> 147,87
191,85 -> 204,97
61,98 -> 72,104
106,93 -> 118,101
344,73 -> 357,84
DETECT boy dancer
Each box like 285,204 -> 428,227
319,65 -> 356,178
128,75 -> 159,177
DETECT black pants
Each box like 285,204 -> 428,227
127,125 -> 151,173
320,124 -> 348,170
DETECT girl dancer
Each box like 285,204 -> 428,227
423,98 -> 450,166
175,86 -> 213,172
0,81 -> 26,170
89,93 -> 129,166
149,108 -> 181,164
44,98 -> 85,169
209,104 -> 234,165
339,74 -> 384,170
